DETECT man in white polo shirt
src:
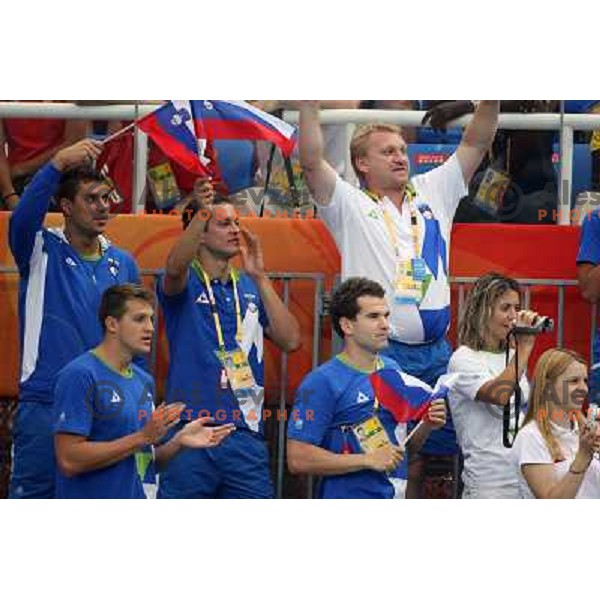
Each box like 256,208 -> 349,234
298,100 -> 499,497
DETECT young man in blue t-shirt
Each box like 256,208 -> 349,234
9,140 -> 142,499
53,284 -> 234,499
287,277 -> 447,499
157,184 -> 301,498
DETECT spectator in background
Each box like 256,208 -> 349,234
448,273 -> 539,499
254,101 -> 361,212
298,100 -> 499,498
512,348 -> 600,499
0,148 -> 17,209
1,101 -> 88,202
422,100 -> 559,224
564,100 -> 600,193
8,139 -> 142,499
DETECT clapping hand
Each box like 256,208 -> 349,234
177,417 -> 235,449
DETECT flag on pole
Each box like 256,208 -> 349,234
137,100 -> 296,184
369,369 -> 452,424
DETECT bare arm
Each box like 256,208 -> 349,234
405,399 -> 447,453
298,101 -> 338,206
456,100 -> 499,184
163,179 -> 214,296
55,405 -> 181,477
287,439 -> 403,476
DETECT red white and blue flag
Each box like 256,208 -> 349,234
137,100 -> 296,184
369,369 -> 453,424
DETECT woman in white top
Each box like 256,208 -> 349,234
513,348 -> 600,499
448,273 -> 539,499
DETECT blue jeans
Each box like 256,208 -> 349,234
381,337 -> 458,456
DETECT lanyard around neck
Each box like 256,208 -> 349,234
364,186 -> 420,259
192,259 -> 243,350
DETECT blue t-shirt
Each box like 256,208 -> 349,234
577,210 -> 600,364
9,163 -> 141,404
53,352 -> 155,499
288,355 -> 408,499
157,267 -> 269,433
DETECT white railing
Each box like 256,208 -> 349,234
1,102 -> 599,224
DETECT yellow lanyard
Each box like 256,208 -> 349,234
192,259 -> 243,350
364,186 -> 420,259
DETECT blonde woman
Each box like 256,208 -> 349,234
512,348 -> 600,499
448,273 -> 539,499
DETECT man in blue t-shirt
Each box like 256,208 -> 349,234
53,284 -> 234,499
157,186 -> 301,498
577,210 -> 600,404
287,277 -> 447,499
8,140 -> 143,499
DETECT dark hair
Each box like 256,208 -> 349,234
56,166 -> 105,207
182,194 -> 233,229
99,284 -> 155,333
330,277 -> 386,338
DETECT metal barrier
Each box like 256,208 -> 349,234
1,102 -> 600,224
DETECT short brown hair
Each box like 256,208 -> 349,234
331,277 -> 385,338
350,123 -> 404,179
99,284 -> 155,332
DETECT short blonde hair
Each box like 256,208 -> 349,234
350,123 -> 404,180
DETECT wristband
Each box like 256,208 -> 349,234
3,192 -> 18,202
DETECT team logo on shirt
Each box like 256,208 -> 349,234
247,302 -> 258,313
417,203 -> 435,220
84,380 -> 125,420
366,209 -> 380,220
65,257 -> 77,267
195,292 -> 210,304
107,257 -> 120,277
356,391 -> 370,404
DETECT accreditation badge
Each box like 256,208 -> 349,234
474,166 -> 510,216
215,347 -> 257,393
393,259 -> 424,305
352,415 -> 392,454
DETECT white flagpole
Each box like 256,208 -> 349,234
102,121 -> 136,144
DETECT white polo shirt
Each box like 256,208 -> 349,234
513,421 -> 600,499
320,154 -> 467,344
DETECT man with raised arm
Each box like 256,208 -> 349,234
298,100 -> 499,497
9,139 -> 141,498
157,184 -> 301,498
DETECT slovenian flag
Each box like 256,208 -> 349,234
138,101 -> 214,177
369,369 -> 455,424
138,100 -> 296,182
192,100 -> 297,157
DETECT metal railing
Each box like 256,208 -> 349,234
1,102 -> 599,224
